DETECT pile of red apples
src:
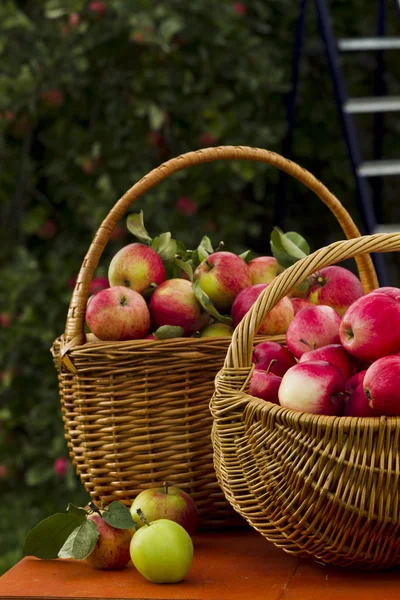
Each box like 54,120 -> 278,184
251,286 -> 400,418
85,230 -> 400,417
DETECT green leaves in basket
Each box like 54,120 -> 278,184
151,231 -> 177,263
190,235 -> 214,268
238,249 -> 253,263
270,227 -> 310,269
23,501 -> 135,562
153,325 -> 185,340
192,280 -> 233,326
126,210 -> 153,244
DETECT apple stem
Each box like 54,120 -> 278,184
87,501 -> 102,516
299,338 -> 313,350
136,508 -> 150,526
163,481 -> 172,494
216,241 -> 225,251
266,359 -> 277,374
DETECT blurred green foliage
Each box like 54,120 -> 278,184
1,0 -> 399,575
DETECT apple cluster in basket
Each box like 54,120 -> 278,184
86,212 -> 400,418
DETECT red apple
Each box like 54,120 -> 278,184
248,369 -> 281,404
363,355 -> 400,416
343,383 -> 378,417
108,243 -> 166,294
278,360 -> 345,415
340,292 -> 400,362
252,341 -> 296,377
285,305 -> 341,359
193,251 -> 251,313
88,0 -> 107,18
231,284 -> 294,335
345,370 -> 367,395
86,286 -> 150,340
86,512 -> 133,570
40,89 -> 65,108
290,297 -> 313,315
248,256 -> 283,285
299,343 -> 356,380
370,286 -> 400,302
149,278 -> 209,336
130,482 -> 198,536
306,265 -> 364,316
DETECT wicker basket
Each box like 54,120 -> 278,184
211,231 -> 400,568
51,146 -> 378,530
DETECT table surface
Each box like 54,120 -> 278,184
1,529 -> 399,600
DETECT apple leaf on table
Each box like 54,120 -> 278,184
126,210 -> 153,244
58,519 -> 99,560
192,280 -> 233,326
23,512 -> 87,559
270,227 -> 310,269
101,501 -> 136,529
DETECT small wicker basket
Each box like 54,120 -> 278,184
211,232 -> 400,568
51,146 -> 378,530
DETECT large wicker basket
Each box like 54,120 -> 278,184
51,146 -> 378,529
211,232 -> 400,568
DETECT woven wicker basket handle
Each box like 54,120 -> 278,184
224,232 -> 400,370
64,146 -> 378,344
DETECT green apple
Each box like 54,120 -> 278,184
130,518 -> 194,583
200,323 -> 234,337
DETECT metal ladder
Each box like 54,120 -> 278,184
278,0 -> 400,285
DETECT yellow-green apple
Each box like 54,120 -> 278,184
149,279 -> 209,336
200,323 -> 234,337
231,284 -> 294,335
86,286 -> 150,340
130,482 -> 198,536
252,341 -> 296,377
130,519 -> 193,583
108,243 -> 166,294
306,266 -> 363,316
193,251 -> 251,312
248,369 -> 281,404
278,360 -> 345,415
339,292 -> 400,362
248,256 -> 283,285
285,305 -> 341,358
363,355 -> 400,416
299,343 -> 356,380
290,297 -> 313,315
86,512 -> 133,570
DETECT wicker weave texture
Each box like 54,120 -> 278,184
211,233 -> 400,566
52,146 -> 379,529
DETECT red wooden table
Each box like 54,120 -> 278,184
1,530 -> 399,600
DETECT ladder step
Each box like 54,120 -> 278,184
338,37 -> 400,51
344,96 -> 400,114
358,160 -> 400,177
374,224 -> 400,234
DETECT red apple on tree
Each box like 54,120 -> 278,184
86,286 -> 150,340
252,341 -> 296,377
248,256 -> 283,285
363,355 -> 400,416
306,265 -> 364,316
149,278 -> 209,336
285,305 -> 341,359
278,360 -> 345,415
231,284 -> 294,335
193,251 -> 251,313
299,343 -> 356,380
339,292 -> 400,362
130,482 -> 198,536
108,242 -> 166,294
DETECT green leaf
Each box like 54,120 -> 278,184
174,258 -> 193,281
270,227 -> 309,269
151,233 -> 177,263
192,281 -> 233,326
238,249 -> 252,263
102,501 -> 135,529
284,231 -> 310,256
148,103 -> 166,130
159,16 -> 184,42
175,240 -> 188,260
153,325 -> 185,340
66,504 -> 88,519
198,235 -> 214,254
126,211 -> 152,244
23,512 -> 87,559
58,520 -> 99,560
